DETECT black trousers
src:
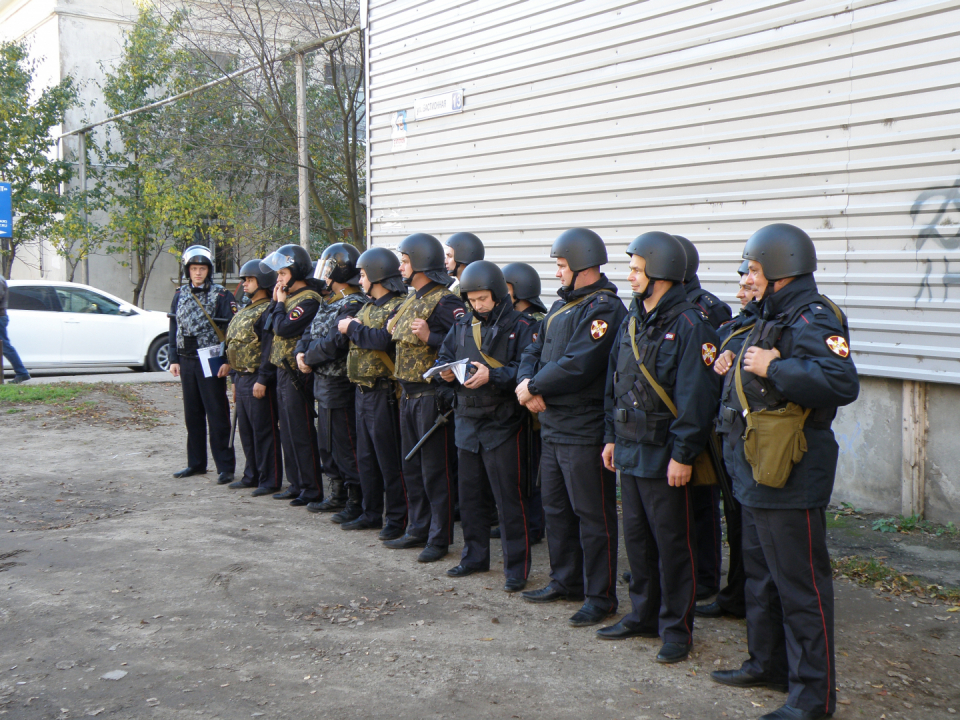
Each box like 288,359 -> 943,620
692,485 -> 722,591
318,403 -> 360,487
235,373 -> 282,490
356,385 -> 406,528
458,432 -> 532,580
276,367 -> 323,501
399,394 -> 455,548
715,441 -> 746,615
540,440 -> 618,611
526,428 -> 544,539
741,506 -> 836,716
621,473 -> 698,644
178,355 -> 234,474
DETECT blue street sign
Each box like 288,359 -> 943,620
0,183 -> 11,239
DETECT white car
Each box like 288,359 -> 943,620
6,280 -> 171,372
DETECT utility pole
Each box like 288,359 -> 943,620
295,53 -> 310,250
79,131 -> 89,285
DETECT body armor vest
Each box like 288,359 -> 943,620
269,289 -> 324,367
348,295 -> 404,387
612,302 -> 696,444
389,285 -> 452,383
308,287 -> 365,378
176,283 -> 224,350
225,299 -> 270,373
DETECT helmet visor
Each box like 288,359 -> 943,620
261,250 -> 296,273
182,245 -> 214,267
314,257 -> 334,282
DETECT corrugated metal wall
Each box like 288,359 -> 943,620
366,0 -> 960,384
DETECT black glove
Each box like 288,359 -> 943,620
436,385 -> 457,413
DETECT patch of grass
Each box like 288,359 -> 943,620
871,514 -> 959,538
832,555 -> 960,605
0,383 -> 88,405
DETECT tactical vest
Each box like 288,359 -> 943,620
176,283 -> 225,350
347,295 -> 404,387
269,289 -> 324,367
612,302 -> 697,445
389,285 -> 452,383
453,317 -> 516,418
538,289 -> 615,406
225,299 -> 270,373
307,286 -> 366,378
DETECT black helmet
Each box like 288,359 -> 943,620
261,244 -> 312,282
626,232 -> 687,283
316,242 -> 361,285
398,233 -> 445,273
673,235 -> 699,283
239,258 -> 277,291
182,244 -> 214,270
738,259 -> 750,276
357,247 -> 401,283
502,262 -> 542,302
445,232 -> 485,266
742,223 -> 817,280
550,228 -> 608,272
459,261 -> 508,303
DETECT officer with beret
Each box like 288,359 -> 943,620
697,261 -> 758,620
437,261 -> 538,592
598,232 -> 720,664
296,243 -> 368,523
261,244 -> 326,506
516,228 -> 627,627
444,232 -> 485,296
168,245 -> 237,484
338,247 -> 409,539
711,224 -> 859,720
219,259 -> 282,495
383,233 -> 467,563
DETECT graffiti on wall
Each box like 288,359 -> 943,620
910,178 -> 960,302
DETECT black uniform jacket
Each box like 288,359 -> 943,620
603,284 -> 721,478
517,275 -> 627,446
436,297 -> 537,453
168,284 -> 237,364
727,274 -> 859,510
297,293 -> 367,408
685,276 -> 733,330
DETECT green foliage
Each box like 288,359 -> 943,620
0,41 -> 79,275
871,513 -> 959,537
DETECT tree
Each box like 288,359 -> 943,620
0,41 -> 79,276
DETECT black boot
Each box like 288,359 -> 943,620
307,477 -> 347,513
331,483 -> 363,524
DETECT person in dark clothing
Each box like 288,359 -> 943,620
296,243 -> 367,522
338,247 -> 409,539
598,232 -> 721,664
516,228 -> 627,628
697,261 -> 757,619
437,261 -> 538,592
0,275 -> 31,383
168,245 -> 237,483
673,234 -> 733,601
711,224 -> 860,720
382,233 -> 466,564
219,259 -> 282,496
260,244 -> 325,507
444,232 -> 485,296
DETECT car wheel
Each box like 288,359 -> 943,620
147,337 -> 171,372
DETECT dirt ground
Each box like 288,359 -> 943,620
0,382 -> 958,720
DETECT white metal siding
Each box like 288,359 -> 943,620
366,0 -> 960,384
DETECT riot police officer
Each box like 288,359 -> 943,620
338,247 -> 409,539
598,232 -> 721,664
261,244 -> 326,506
437,261 -> 537,592
219,259 -> 282,495
697,260 -> 757,620
296,243 -> 368,522
444,232 -> 485,295
168,245 -> 237,483
516,228 -> 627,627
672,234 -> 733,601
711,224 -> 859,720
383,233 -> 466,563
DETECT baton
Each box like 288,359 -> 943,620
228,402 -> 238,449
404,409 -> 453,461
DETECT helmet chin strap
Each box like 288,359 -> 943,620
402,271 -> 415,286
561,269 -> 579,293
634,274 -> 654,302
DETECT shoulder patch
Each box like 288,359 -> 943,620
590,319 -> 608,340
453,307 -> 466,320
288,306 -> 304,321
701,342 -> 717,366
532,332 -> 539,342
664,332 -> 676,341
825,335 -> 850,358
230,300 -> 238,314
